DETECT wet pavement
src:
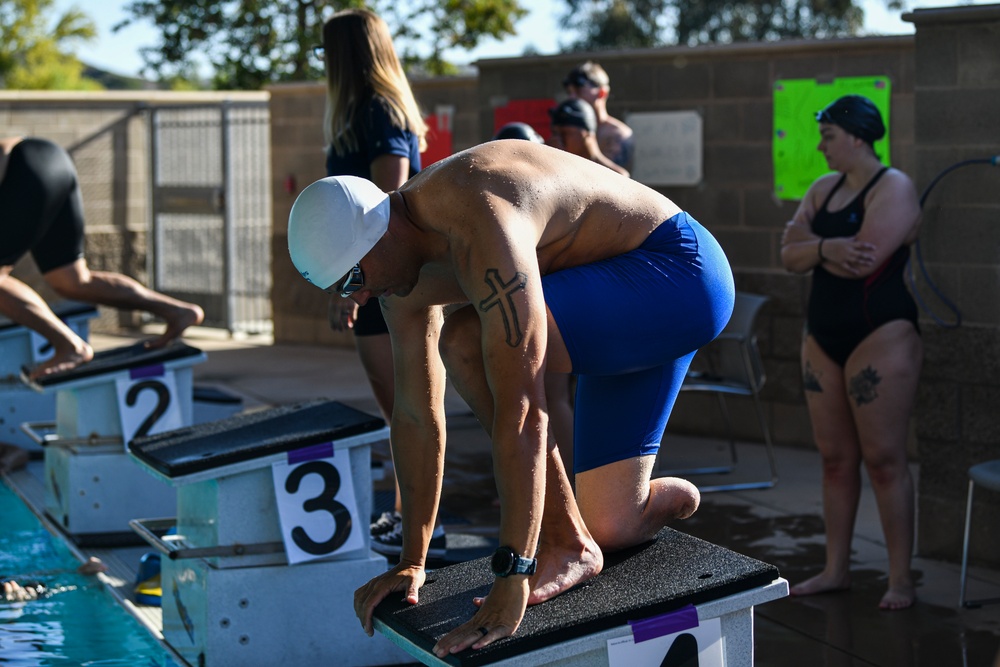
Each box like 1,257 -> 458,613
94,328 -> 1000,666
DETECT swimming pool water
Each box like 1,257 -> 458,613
0,481 -> 180,666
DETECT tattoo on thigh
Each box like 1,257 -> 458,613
478,268 -> 527,347
848,365 -> 881,406
803,361 -> 823,393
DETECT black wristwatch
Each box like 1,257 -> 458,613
490,546 -> 537,577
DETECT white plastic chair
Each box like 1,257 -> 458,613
959,459 -> 1000,607
658,292 -> 779,493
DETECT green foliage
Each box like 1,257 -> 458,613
115,0 -> 528,90
561,0 -> 864,51
0,0 -> 101,90
675,0 -> 864,44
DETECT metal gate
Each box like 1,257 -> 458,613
149,102 -> 272,335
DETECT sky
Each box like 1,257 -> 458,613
55,0 -> 986,79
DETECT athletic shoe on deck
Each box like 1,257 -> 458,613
371,522 -> 447,558
370,510 -> 402,538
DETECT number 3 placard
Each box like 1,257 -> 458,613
272,444 -> 363,565
114,364 -> 184,449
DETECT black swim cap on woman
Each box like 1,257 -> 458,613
815,95 -> 885,145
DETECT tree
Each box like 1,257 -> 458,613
675,0 -> 863,44
115,0 -> 528,90
560,0 -> 863,51
562,0 -> 671,50
0,0 -> 100,90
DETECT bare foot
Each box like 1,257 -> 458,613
474,539 -> 604,608
0,443 -> 30,473
527,540 -> 604,604
27,342 -> 94,381
147,303 -> 204,349
652,476 -> 701,521
879,583 -> 916,610
789,570 -> 851,597
76,557 -> 108,575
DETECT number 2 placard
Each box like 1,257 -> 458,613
272,444 -> 363,565
114,364 -> 184,448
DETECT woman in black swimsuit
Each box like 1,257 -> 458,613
780,95 -> 922,610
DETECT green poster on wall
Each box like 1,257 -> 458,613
773,77 -> 891,200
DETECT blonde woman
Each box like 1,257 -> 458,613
319,9 -> 441,556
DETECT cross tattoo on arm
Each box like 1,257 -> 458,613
478,268 -> 528,347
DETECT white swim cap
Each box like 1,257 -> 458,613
287,176 -> 390,290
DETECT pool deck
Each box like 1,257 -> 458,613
5,326 -> 1000,666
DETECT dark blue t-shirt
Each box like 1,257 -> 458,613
325,95 -> 421,179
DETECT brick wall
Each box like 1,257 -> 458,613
903,5 -> 1000,564
1,90 -> 268,333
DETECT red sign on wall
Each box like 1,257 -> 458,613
421,108 -> 454,167
493,98 -> 556,142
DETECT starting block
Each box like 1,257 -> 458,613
27,341 -> 205,543
128,399 -> 412,667
0,300 -> 98,451
374,528 -> 787,666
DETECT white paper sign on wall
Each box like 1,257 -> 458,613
627,110 -> 703,187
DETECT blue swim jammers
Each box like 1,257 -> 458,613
542,211 -> 735,473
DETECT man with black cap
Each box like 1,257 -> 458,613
287,140 -> 735,656
563,61 -> 634,171
548,98 -> 629,177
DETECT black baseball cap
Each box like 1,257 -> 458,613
563,69 -> 600,89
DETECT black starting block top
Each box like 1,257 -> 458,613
374,527 -> 780,666
0,299 -> 97,332
31,341 -> 204,388
129,399 -> 385,478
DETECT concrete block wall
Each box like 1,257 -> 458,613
903,5 -> 1000,564
1,90 -> 269,335
472,37 -> 916,449
1,94 -> 152,332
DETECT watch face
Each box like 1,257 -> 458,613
491,547 -> 513,575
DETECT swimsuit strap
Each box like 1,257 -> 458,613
818,174 -> 847,214
818,167 -> 890,215
856,166 -> 890,203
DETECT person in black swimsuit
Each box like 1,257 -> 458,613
0,137 -> 204,381
780,95 -> 922,610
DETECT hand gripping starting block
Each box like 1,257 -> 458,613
0,300 -> 98,451
26,341 -> 205,544
128,399 -> 412,667
374,528 -> 788,667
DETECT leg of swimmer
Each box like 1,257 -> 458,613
544,372 -> 575,486
848,321 -> 922,610
571,358 -> 699,552
439,305 -> 601,605
576,456 -> 700,551
0,266 -> 93,378
791,337 -> 860,597
44,260 -> 203,347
